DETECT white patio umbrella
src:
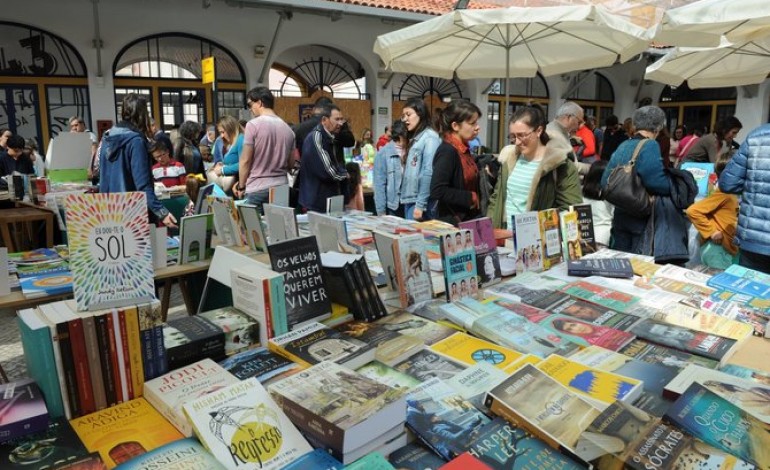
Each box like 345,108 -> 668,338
656,0 -> 770,47
374,5 -> 652,125
645,36 -> 770,89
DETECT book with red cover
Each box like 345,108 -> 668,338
439,453 -> 492,469
67,318 -> 95,415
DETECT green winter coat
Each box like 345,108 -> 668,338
487,138 -> 583,229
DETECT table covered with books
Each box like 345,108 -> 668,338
6,193 -> 770,470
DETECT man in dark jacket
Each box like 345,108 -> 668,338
298,103 -> 349,212
0,135 -> 34,176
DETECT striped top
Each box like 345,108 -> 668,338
152,161 -> 187,187
505,157 -> 539,221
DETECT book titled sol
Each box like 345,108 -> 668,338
91,225 -> 135,262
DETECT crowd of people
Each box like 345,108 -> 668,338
2,90 -> 769,274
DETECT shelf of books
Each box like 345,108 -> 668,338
6,193 -> 770,469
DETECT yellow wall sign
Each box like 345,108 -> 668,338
201,57 -> 215,84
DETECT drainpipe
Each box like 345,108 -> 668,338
92,0 -> 103,77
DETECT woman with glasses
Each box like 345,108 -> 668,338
487,105 -> 582,229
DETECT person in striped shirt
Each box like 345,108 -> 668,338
150,139 -> 187,188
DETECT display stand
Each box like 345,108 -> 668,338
197,246 -> 271,314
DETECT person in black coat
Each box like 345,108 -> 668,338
429,100 -> 483,224
0,135 -> 34,176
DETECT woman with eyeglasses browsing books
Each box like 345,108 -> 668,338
487,104 -> 582,229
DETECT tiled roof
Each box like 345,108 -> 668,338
327,0 -> 509,16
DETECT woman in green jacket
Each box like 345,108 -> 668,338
487,105 -> 582,229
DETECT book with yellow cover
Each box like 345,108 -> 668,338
651,302 -> 754,342
504,353 -> 542,373
429,332 -> 523,371
69,398 -> 183,469
536,354 -> 643,409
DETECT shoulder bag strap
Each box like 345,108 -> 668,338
628,138 -> 649,166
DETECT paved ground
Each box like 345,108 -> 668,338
0,284 -> 189,382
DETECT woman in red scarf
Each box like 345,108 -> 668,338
429,100 -> 482,225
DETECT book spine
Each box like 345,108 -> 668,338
359,258 -> 388,321
81,316 -> 107,411
266,342 -> 313,368
56,321 -> 81,418
124,307 -> 145,397
94,314 -> 117,407
109,310 -> 128,403
45,316 -> 71,420
392,241 -> 409,308
67,318 -> 95,415
153,325 -> 168,376
346,263 -> 371,321
17,311 -> 65,418
262,278 -> 274,342
117,309 -> 134,400
140,327 -> 155,381
272,393 -> 343,455
270,275 -> 289,336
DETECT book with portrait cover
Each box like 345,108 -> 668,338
664,382 -> 770,468
113,438 -> 224,470
268,235 -> 331,329
458,217 -> 496,255
586,400 -> 755,470
70,398 -> 183,469
512,212 -> 544,274
438,229 -> 478,302
510,309 -> 635,352
65,192 -> 154,311
392,234 -> 434,308
268,321 -> 375,370
184,378 -> 311,470
219,347 -> 304,386
630,318 -> 738,365
0,418 -> 89,469
550,298 -> 642,332
538,208 -> 563,270
484,364 -> 601,466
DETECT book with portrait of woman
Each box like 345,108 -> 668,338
512,212 -> 544,274
439,229 -> 478,302
392,234 -> 433,308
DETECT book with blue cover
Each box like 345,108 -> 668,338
114,438 -> 224,470
707,271 -> 770,300
19,272 -> 73,298
281,449 -> 342,470
680,162 -> 715,200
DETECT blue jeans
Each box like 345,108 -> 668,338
404,202 -> 435,221
245,189 -> 270,214
739,249 -> 770,274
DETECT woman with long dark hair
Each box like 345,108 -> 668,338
174,120 -> 204,175
683,116 -> 742,164
400,97 -> 440,220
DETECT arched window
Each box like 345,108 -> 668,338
274,57 -> 367,99
659,83 -> 737,133
565,72 -> 615,125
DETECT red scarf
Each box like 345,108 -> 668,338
444,133 -> 478,194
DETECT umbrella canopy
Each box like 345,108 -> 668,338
656,0 -> 770,47
645,36 -> 770,89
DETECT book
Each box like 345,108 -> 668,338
0,418 -> 93,469
267,235 -> 331,328
512,211 -> 544,273
163,315 -> 226,371
719,364 -> 770,386
184,378 -> 312,470
17,308 -> 65,418
485,272 -> 570,310
8,247 -> 60,264
237,204 -> 267,253
664,382 -> 770,468
307,211 -> 356,254
230,262 -> 288,343
388,442 -> 446,469
515,309 -> 635,351
356,360 -> 422,390
445,362 -> 508,412
467,417 -> 586,469
560,279 -> 641,313
0,379 -> 49,443
475,251 -> 502,288
586,400 -> 754,470
484,364 -> 600,465
281,449 -> 343,470
429,332 -> 524,372
439,453 -> 492,469
405,377 -> 490,460
208,196 -> 245,247
680,161 -> 716,200
219,347 -> 303,385
267,361 -> 406,463
373,312 -> 455,346
393,349 -> 467,382
567,258 -> 633,278
337,320 -> 423,366
550,298 -> 642,332
438,229 -> 479,302
631,318 -> 738,365
535,354 -> 643,409
707,271 -> 770,300
268,321 -> 376,370
70,398 -> 183,469
619,338 -> 720,371
392,233 -> 434,308
19,273 -> 73,298
198,307 -> 260,356
372,230 -> 401,292
321,252 -> 387,322
15,259 -> 69,278
458,217 -> 496,254
64,192 -> 154,311
143,358 -> 239,436
651,302 -> 755,342
344,452 -> 395,470
538,209 -> 563,270
178,213 -> 214,264
263,203 -> 297,244
113,438 -> 225,469
559,209 -> 583,261
268,184 -> 290,207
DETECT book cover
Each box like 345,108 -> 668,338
550,298 -> 642,332
458,217 -> 496,254
70,398 -> 183,469
484,364 -> 600,463
230,263 -> 288,343
64,192 -> 154,311
20,273 -> 73,298
15,260 -> 69,278
199,307 -> 260,356
178,213 -> 214,264
17,308 -> 65,418
524,311 -> 635,351
393,349 -> 467,382
392,234 -> 434,308
560,209 -> 583,261
184,378 -> 311,470
263,203 -> 298,244
337,320 -> 423,366
476,251 -> 502,288
307,211 -> 356,254
373,312 -> 455,346
113,438 -> 225,469
719,364 -> 770,387
571,203 -> 597,255
652,302 -> 754,341
654,264 -> 713,289
535,354 -> 643,408
707,271 -> 770,300
631,318 -> 737,365
665,383 -> 770,468
439,229 -> 479,302
8,248 -> 60,264
344,452 -> 395,470
561,280 -> 641,312
267,361 -> 406,458
680,161 -> 716,200
538,209 -> 563,270
405,377 -> 490,461
356,360 -> 422,390
445,362 -> 508,412
208,196 -> 245,247
513,212 -> 543,273
268,321 -> 375,370
163,316 -> 226,371
237,204 -> 267,253
143,358 -> 239,436
586,400 -> 754,469
49,453 -> 106,469
429,332 -> 523,371
388,443 -> 446,470
281,448 -> 343,470
0,379 -> 49,443
619,339 -> 720,371
0,417 -> 92,469
268,236 -> 332,328
219,347 -> 304,385
485,272 -> 570,310
439,452 -> 492,469
567,258 -> 633,278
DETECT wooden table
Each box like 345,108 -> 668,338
0,207 -> 54,251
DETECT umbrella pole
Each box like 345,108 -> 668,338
504,44 -> 510,145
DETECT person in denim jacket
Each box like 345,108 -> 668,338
373,120 -> 408,216
400,97 -> 440,220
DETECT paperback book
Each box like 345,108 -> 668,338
445,362 -> 508,412
485,272 -> 570,310
0,378 -> 49,443
707,271 -> 770,300
336,320 -> 423,366
263,203 -> 298,244
356,360 -> 422,390
438,229 -> 478,302
429,332 -> 523,372
268,321 -> 375,370
113,438 -> 224,470
373,312 -> 455,346
198,307 -> 260,356
571,203 -> 597,255
208,196 -> 245,247
19,273 -> 73,298
0,418 -> 91,469
178,213 -> 214,264
630,318 -> 738,365
619,339 -> 720,371
538,208 -> 563,270
393,349 -> 467,382
219,347 -> 304,385
388,443 -> 446,470
550,298 -> 642,332
567,258 -> 633,278
392,234 -> 434,308
560,209 -> 583,261
237,204 -> 267,253
512,212 -> 544,273
561,279 -> 641,313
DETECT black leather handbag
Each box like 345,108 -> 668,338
602,139 -> 653,216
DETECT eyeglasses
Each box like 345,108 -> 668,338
573,114 -> 585,125
245,100 -> 257,109
509,130 -> 535,143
